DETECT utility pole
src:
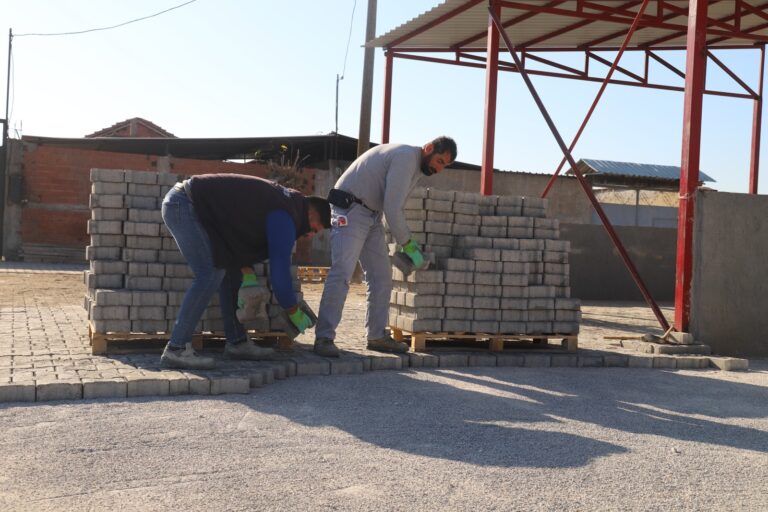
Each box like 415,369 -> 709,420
356,0 -> 376,156
1,29 -> 12,258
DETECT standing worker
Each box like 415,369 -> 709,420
160,173 -> 331,369
314,136 -> 457,357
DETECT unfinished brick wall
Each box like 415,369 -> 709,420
17,142 -> 317,263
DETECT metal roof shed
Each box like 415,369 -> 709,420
366,0 -> 768,333
572,158 -> 716,188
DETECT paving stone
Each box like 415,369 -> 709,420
627,355 -> 654,368
621,339 -> 655,354
524,354 -> 551,367
210,376 -> 250,394
368,353 -> 404,371
294,358 -> 331,376
655,343 -> 711,355
184,373 -> 211,394
708,357 -> 749,371
578,355 -> 604,367
0,383 -> 36,403
604,355 -> 629,367
83,378 -> 128,399
408,352 -> 439,368
495,353 -> 525,367
330,357 -> 365,375
468,353 -> 497,366
551,354 -> 578,367
36,380 -> 83,401
438,353 -> 469,367
164,373 -> 190,395
674,356 -> 710,370
127,377 -> 170,397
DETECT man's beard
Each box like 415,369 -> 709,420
420,157 -> 435,176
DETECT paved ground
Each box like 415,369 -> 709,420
1,263 -> 767,510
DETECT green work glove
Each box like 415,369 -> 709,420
400,239 -> 425,268
287,306 -> 313,334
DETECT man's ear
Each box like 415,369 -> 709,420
422,143 -> 434,157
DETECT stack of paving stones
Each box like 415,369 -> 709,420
84,168 -> 301,339
389,187 -> 581,336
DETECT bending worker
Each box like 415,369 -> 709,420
314,136 -> 457,357
160,173 -> 331,369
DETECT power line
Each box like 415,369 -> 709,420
14,0 -> 198,37
340,0 -> 358,79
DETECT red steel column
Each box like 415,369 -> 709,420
480,0 -> 501,195
381,51 -> 393,144
675,0 -> 708,331
749,44 -> 764,194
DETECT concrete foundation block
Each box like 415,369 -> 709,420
0,383 -> 36,403
83,379 -> 128,399
627,355 -> 654,368
91,168 -> 125,182
330,358 -> 365,375
127,377 -> 170,397
652,356 -> 677,369
210,377 -> 250,395
438,353 -> 469,367
496,353 -> 525,367
524,354 -> 551,367
468,353 -> 497,366
708,357 -> 749,371
36,380 -> 83,401
551,354 -> 578,367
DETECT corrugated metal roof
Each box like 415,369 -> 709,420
368,1 -> 768,50
575,158 -> 716,182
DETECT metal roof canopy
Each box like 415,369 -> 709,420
575,158 -> 716,182
367,0 -> 767,334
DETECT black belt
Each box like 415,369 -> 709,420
327,188 -> 374,212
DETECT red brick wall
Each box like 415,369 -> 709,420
21,143 -> 318,263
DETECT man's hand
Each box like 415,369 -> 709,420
287,305 -> 313,334
400,239 -> 425,268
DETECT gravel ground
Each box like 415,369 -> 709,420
1,364 -> 767,511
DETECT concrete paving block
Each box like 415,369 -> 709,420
407,270 -> 444,283
453,202 -> 480,216
502,274 -> 527,286
496,353 -> 525,366
128,183 -> 161,197
475,260 -> 503,273
90,305 -> 129,321
210,377 -> 250,395
655,343 -> 711,355
94,289 -> 133,306
411,352 -> 439,368
125,169 -> 159,185
425,199 -> 453,212
467,248 -> 501,261
400,306 -> 443,320
405,209 -> 427,220
491,238 -> 518,250
551,354 -> 578,367
88,220 -> 123,235
471,321 -> 499,332
86,246 -> 122,261
164,373 -> 190,395
91,168 -> 125,182
132,290 -> 168,307
443,258 -> 475,272
674,356 -> 710,369
555,310 -> 581,322
35,380 -> 83,401
474,309 -> 501,322
128,208 -> 163,223
90,234 -> 126,247
369,353 -> 404,371
500,250 -> 524,263
524,354 -> 551,367
127,377 -> 170,397
473,297 -> 500,309
427,233 -> 454,246
445,271 -> 474,284
89,194 -> 124,209
501,287 -> 529,299
125,276 -> 163,290
496,206 -> 522,216
578,355 -> 604,367
545,239 -> 569,251
123,221 -> 160,237
427,188 -> 455,201
520,250 -> 543,263
529,310 -> 555,322
92,207 -> 128,221
91,319 -> 132,333
425,221 -> 453,235
92,181 -> 128,195
668,331 -> 696,345
502,262 -> 529,274
544,251 -> 569,263
480,226 -> 507,238
125,195 -> 159,210
452,224 -> 479,236
443,319 -> 472,332
405,197 -> 424,209
445,308 -> 473,321
454,191 -> 478,203
708,357 -> 749,371
604,355 -> 629,367
526,322 -> 552,334
621,339 -> 654,353
453,213 -> 476,225
500,309 -> 527,322
474,285 -> 501,297
184,373 -> 211,394
427,210 -> 454,223
130,306 -> 166,321
499,321 -> 526,334
158,250 -> 186,264
83,379 -> 128,399
404,293 -> 443,308
445,283 -> 473,296
438,353 -> 469,367
529,286 -> 557,299
468,353 -> 497,366
123,249 -> 159,263
131,320 -> 170,333
330,358 -> 365,375
444,296 -> 473,308
294,358 -> 331,376
0,383 -> 36,402
652,356 -> 677,369
126,235 -> 162,250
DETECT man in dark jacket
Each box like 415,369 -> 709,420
160,173 -> 331,369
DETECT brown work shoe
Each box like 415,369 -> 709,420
367,335 -> 409,353
314,338 -> 340,358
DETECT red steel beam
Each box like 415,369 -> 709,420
542,0 -> 651,199
381,51 -> 393,144
675,0 -> 709,332
706,49 -> 758,97
750,44 -> 765,194
488,4 -> 671,331
481,0 -> 501,195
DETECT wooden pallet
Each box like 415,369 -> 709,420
298,266 -> 329,282
88,321 -> 293,355
390,326 -> 578,352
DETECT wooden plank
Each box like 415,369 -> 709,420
388,325 -> 578,352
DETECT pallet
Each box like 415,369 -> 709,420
88,321 -> 294,355
390,326 -> 578,353
298,266 -> 329,282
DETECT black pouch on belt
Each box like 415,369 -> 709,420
327,188 -> 359,209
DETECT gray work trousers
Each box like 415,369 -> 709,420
315,203 -> 392,342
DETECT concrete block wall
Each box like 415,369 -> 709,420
84,168 -> 301,335
388,187 -> 581,335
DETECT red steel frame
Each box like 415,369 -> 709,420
379,0 -> 768,332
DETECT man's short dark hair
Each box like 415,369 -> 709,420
308,196 -> 332,228
430,136 -> 457,163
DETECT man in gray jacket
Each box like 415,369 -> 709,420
314,136 -> 457,357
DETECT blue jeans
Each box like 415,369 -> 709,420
162,187 -> 247,347
315,203 -> 392,341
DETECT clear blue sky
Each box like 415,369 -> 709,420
2,0 -> 766,193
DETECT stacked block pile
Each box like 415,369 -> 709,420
84,168 -> 300,336
388,187 -> 581,335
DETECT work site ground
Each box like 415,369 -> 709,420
1,263 -> 767,511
